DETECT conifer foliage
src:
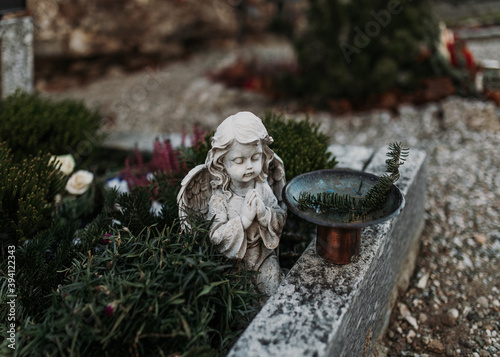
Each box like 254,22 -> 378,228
8,192 -> 259,356
262,112 -> 338,179
0,142 -> 66,248
1,185 -> 260,356
295,142 -> 409,215
0,90 -> 102,162
283,0 -> 451,107
0,108 -> 344,355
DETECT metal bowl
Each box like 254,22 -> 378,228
282,169 -> 405,264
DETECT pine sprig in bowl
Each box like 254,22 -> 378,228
293,142 -> 409,216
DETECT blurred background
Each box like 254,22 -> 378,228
1,1 -> 496,100
1,1 -> 499,356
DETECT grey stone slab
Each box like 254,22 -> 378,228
102,131 -> 192,152
455,26 -> 500,40
328,144 -> 374,171
0,16 -> 33,98
228,146 -> 427,357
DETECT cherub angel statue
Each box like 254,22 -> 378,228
178,112 -> 287,296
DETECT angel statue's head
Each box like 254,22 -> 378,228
206,111 -> 275,192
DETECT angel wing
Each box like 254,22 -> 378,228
268,154 -> 286,210
177,164 -> 212,229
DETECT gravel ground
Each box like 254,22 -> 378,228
361,99 -> 500,357
44,37 -> 500,357
41,37 -> 294,135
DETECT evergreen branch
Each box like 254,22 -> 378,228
295,191 -> 360,213
294,142 -> 409,215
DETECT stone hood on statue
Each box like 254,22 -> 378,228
177,111 -> 287,296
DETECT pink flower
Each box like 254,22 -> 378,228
105,301 -> 118,317
103,233 -> 112,245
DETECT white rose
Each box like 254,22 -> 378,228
66,170 -> 94,195
50,154 -> 76,176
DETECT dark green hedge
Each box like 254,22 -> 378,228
0,90 -> 102,162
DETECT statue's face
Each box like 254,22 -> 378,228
223,141 -> 263,185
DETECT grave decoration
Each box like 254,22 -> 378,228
178,112 -> 287,296
283,143 -> 408,264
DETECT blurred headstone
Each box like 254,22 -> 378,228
0,13 -> 33,98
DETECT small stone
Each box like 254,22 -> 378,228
407,329 -> 417,343
406,315 -> 419,330
419,313 -> 428,323
467,311 -> 481,322
417,272 -> 430,289
398,304 -> 419,329
462,254 -> 474,268
428,339 -> 445,354
479,351 -> 489,357
440,294 -> 449,304
448,308 -> 459,319
472,353 -> 479,357
457,261 -> 466,271
441,311 -> 457,327
399,303 -> 411,318
445,346 -> 455,356
477,296 -> 489,308
474,233 -> 488,245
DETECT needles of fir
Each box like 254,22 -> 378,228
294,142 -> 409,214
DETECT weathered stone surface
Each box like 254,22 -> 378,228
102,131 -> 190,153
29,0 -> 235,59
0,16 -> 33,98
328,144 -> 374,171
27,0 -> 282,60
227,146 -> 426,357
